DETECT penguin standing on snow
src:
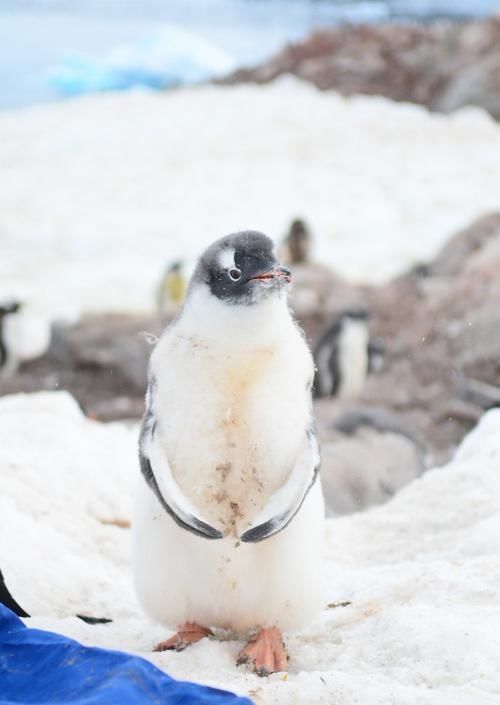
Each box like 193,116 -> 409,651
313,309 -> 383,400
134,231 -> 325,676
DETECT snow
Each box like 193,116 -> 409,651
1,390 -> 499,704
1,79 -> 500,319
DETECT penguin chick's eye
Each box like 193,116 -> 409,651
228,268 -> 242,282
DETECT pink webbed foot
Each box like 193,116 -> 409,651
153,622 -> 212,652
236,626 -> 288,677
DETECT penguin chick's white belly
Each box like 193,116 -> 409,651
153,326 -> 312,534
337,318 -> 369,400
133,476 -> 324,632
134,315 -> 325,632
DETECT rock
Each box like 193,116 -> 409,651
424,213 -> 500,277
433,43 -> 500,119
315,402 -> 426,515
221,18 -> 500,121
289,262 -> 362,326
306,211 -> 500,467
0,314 -> 163,420
456,376 -> 500,409
321,428 -> 424,517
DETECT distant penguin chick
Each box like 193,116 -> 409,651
157,260 -> 189,318
313,309 -> 373,400
281,218 -> 312,265
134,231 -> 324,677
0,300 -> 51,377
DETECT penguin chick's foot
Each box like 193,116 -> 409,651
153,623 -> 212,652
236,627 -> 288,677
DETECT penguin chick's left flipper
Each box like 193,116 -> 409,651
153,623 -> 212,652
240,428 -> 320,543
140,440 -> 224,540
139,382 -> 224,540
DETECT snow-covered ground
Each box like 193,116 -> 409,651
1,79 -> 500,320
1,390 -> 499,704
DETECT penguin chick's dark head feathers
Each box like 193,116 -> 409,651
191,231 -> 291,305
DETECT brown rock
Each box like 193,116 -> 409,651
220,17 -> 500,120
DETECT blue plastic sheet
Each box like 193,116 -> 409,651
0,605 -> 253,705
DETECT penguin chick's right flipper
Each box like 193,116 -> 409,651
139,382 -> 224,540
240,428 -> 320,543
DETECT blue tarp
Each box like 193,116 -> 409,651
0,605 -> 253,705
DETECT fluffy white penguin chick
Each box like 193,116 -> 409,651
133,231 -> 325,676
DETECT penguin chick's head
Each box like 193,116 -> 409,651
191,231 -> 291,305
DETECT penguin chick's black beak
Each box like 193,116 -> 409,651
248,266 -> 292,283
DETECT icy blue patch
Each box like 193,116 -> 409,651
46,26 -> 236,95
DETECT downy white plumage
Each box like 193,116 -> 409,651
133,231 -> 325,674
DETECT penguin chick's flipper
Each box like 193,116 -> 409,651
153,623 -> 212,652
240,427 -> 320,543
139,385 -> 224,540
140,440 -> 224,540
237,627 -> 288,676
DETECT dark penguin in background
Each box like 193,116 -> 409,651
0,301 -> 21,370
313,309 -> 383,400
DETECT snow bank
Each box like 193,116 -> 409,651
0,391 -> 499,703
1,79 -> 500,319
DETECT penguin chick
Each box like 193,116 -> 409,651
313,309 -> 377,400
0,299 -> 52,378
134,231 -> 325,676
280,218 -> 312,265
157,260 -> 193,319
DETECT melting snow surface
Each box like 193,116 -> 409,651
0,391 -> 499,704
